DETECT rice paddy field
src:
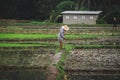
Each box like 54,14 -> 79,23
0,21 -> 120,80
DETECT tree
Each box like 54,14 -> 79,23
50,1 -> 75,22
0,0 -> 119,23
74,0 -> 92,10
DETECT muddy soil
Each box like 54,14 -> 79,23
0,49 -> 55,67
64,49 -> 120,69
64,48 -> 120,80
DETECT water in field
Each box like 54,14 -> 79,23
0,48 -> 53,80
0,48 -> 55,67
0,69 -> 47,80
68,75 -> 120,80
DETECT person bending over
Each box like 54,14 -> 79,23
58,25 -> 69,50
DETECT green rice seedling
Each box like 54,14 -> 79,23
75,44 -> 120,49
0,33 -> 119,40
0,43 -> 40,47
0,33 -> 57,39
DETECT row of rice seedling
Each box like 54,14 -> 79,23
1,25 -> 120,34
0,33 -> 119,40
0,33 -> 119,50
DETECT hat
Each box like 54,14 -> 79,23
62,25 -> 69,31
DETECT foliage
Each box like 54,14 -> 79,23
80,6 -> 89,11
51,1 -> 75,22
56,1 -> 75,11
104,5 -> 120,24
96,16 -> 107,24
0,20 -> 58,26
0,0 -> 120,23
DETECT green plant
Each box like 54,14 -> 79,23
56,63 -> 65,80
0,33 -> 57,39
96,16 -> 106,24
56,48 -> 71,80
75,44 -> 120,49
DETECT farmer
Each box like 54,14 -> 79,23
58,25 -> 69,50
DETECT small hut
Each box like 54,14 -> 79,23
61,11 -> 102,24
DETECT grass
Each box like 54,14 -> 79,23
56,50 -> 70,80
0,20 -> 62,26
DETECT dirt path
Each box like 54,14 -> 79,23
46,52 -> 62,80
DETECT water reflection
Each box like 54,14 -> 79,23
0,69 -> 46,80
68,75 -> 120,80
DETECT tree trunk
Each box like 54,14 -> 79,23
75,0 -> 81,10
88,0 -> 91,10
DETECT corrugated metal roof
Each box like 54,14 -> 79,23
61,11 -> 102,15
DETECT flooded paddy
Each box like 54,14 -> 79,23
0,25 -> 120,80
0,47 -> 56,80
0,69 -> 46,80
